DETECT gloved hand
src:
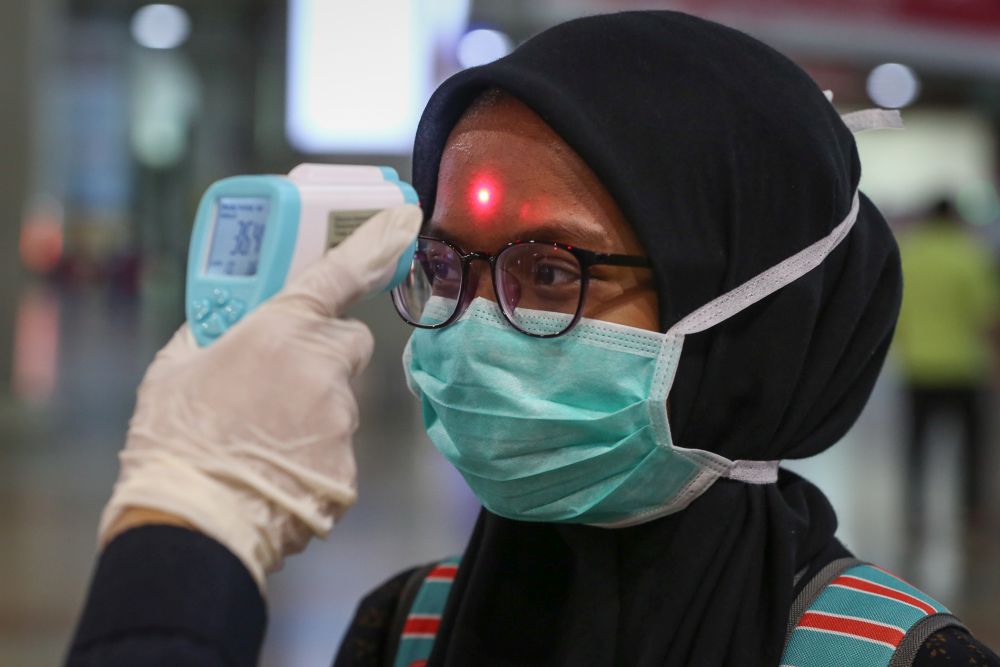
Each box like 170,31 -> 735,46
98,204 -> 422,590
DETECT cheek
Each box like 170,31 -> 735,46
582,284 -> 660,331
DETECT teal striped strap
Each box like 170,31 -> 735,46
781,562 -> 961,667
391,556 -> 461,667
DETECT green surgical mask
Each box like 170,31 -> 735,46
404,190 -> 862,527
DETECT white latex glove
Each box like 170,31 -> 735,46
99,204 -> 422,590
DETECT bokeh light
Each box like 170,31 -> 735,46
130,4 -> 191,50
866,63 -> 921,109
457,28 -> 513,68
956,180 -> 1000,226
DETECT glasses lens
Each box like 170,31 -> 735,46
495,244 -> 583,335
392,238 -> 462,326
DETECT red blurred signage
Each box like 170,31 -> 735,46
666,0 -> 1000,33
900,0 -> 1000,30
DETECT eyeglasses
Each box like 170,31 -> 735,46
391,235 -> 653,337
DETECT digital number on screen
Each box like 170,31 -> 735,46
206,197 -> 270,276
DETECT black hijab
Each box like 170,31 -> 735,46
411,11 -> 902,666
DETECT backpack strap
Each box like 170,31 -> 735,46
781,560 -> 966,667
786,557 -> 863,643
383,562 -> 436,667
389,556 -> 461,667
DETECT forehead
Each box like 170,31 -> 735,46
427,94 -> 633,252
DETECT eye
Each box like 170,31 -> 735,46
532,260 -> 581,287
432,260 -> 458,281
419,248 -> 460,283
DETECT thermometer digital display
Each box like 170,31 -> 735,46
205,197 -> 270,277
186,164 -> 418,347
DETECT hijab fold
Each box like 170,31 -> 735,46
411,11 -> 902,665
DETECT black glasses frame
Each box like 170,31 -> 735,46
391,235 -> 653,338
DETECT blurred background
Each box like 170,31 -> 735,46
1,0 -> 999,664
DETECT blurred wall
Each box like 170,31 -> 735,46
0,1 -> 33,392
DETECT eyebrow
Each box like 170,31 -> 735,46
425,217 -> 614,251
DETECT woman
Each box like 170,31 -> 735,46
69,11 -> 998,667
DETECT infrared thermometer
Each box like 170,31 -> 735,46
186,163 -> 418,346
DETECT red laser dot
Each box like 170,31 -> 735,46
469,177 -> 500,220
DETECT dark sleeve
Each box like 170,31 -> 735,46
66,525 -> 266,667
332,566 -> 422,667
912,626 -> 1000,666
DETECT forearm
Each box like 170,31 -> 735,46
67,525 -> 266,667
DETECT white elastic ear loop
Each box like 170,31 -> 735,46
668,190 -> 860,337
665,191 -> 860,484
661,99 -> 904,484
666,102 -> 903,337
841,108 -> 903,133
824,88 -> 905,134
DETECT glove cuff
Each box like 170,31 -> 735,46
99,450 -> 278,591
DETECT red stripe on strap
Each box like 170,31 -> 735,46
833,575 -> 937,615
403,615 -> 441,636
799,611 -> 905,647
426,564 -> 458,581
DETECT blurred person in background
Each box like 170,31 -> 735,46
895,198 -> 1000,529
66,11 -> 1000,667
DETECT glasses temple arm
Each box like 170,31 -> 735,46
589,254 -> 653,268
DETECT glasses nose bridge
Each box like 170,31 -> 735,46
463,252 -> 499,302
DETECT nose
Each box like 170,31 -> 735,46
465,257 -> 496,304
464,256 -> 523,315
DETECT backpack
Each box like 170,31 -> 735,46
385,556 -> 963,667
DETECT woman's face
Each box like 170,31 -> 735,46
426,93 -> 659,332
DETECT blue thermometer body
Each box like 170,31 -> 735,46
186,164 -> 418,347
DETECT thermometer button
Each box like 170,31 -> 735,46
191,299 -> 213,322
211,288 -> 232,307
221,299 -> 245,324
199,313 -> 227,338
